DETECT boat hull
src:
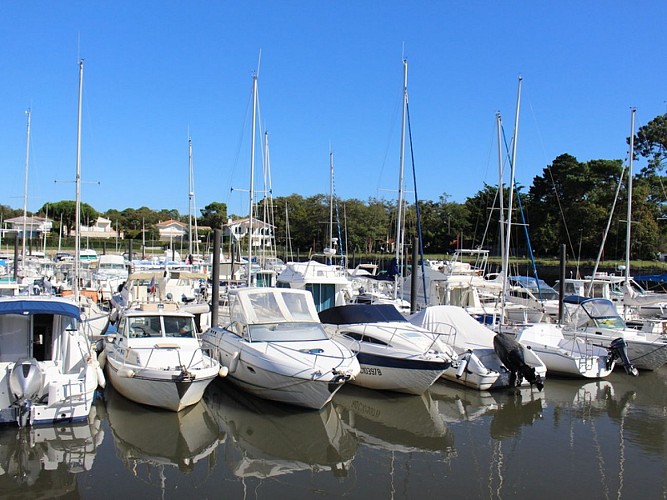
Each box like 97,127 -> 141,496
564,329 -> 667,371
353,352 -> 447,395
0,362 -> 98,426
105,359 -> 218,412
206,340 -> 358,410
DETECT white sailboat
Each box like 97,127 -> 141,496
415,79 -> 546,390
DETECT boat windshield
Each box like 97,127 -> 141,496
580,300 -> 626,329
123,315 -> 195,338
248,322 -> 329,342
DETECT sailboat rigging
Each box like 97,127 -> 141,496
393,58 -> 408,301
21,109 -> 31,277
73,59 -> 84,302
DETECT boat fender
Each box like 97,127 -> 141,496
118,367 -> 136,378
96,366 -> 106,388
97,350 -> 107,370
228,351 -> 240,374
466,353 -> 490,377
218,366 -> 229,378
455,355 -> 469,378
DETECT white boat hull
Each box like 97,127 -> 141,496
0,361 -> 99,426
103,336 -> 220,412
517,324 -> 613,378
105,359 -> 218,412
565,328 -> 667,371
441,347 -> 547,391
205,337 -> 358,410
351,353 -> 447,395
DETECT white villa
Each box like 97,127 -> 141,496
225,217 -> 275,251
157,219 -> 188,243
3,215 -> 52,239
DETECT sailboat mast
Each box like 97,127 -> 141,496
74,59 -> 84,302
502,76 -> 522,304
496,112 -> 505,280
394,58 -> 408,298
188,136 -> 194,258
247,73 -> 258,287
625,107 -> 636,284
329,150 -> 334,262
21,109 -> 31,272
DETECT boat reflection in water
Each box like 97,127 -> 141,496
430,380 -> 545,437
0,405 -> 103,497
204,380 -> 357,479
332,384 -> 455,454
102,385 -> 222,481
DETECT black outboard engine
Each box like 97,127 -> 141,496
493,332 -> 544,391
608,337 -> 639,377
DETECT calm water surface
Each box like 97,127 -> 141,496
1,367 -> 666,499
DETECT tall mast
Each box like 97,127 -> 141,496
188,135 -> 194,257
74,59 -> 84,302
501,76 -> 522,307
22,109 -> 31,272
328,150 -> 334,262
394,58 -> 408,299
247,73 -> 258,287
496,111 -> 505,282
625,107 -> 636,283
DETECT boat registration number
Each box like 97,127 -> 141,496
361,367 -> 382,376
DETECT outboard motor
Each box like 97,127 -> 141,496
9,358 -> 44,427
608,337 -> 639,377
493,332 -> 544,391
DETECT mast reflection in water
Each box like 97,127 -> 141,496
1,368 -> 666,498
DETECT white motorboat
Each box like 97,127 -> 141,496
409,305 -> 546,391
276,260 -> 352,312
201,287 -> 360,410
109,269 -> 211,330
101,305 -> 222,411
0,295 -> 104,426
514,322 -> 634,378
319,304 -> 456,395
560,295 -> 667,371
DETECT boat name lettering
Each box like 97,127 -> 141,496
350,400 -> 381,418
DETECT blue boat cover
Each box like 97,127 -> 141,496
634,274 -> 667,283
319,303 -> 407,325
562,295 -> 590,305
0,299 -> 80,320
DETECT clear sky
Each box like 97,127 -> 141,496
1,2 -> 665,220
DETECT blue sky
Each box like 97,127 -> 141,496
1,2 -> 665,219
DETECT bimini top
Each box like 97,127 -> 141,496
0,297 -> 80,320
562,295 -> 591,305
319,303 -> 407,325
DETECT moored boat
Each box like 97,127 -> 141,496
320,303 -> 456,395
0,295 -> 104,426
201,287 -> 360,410
101,305 -> 222,411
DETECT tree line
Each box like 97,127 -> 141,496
3,113 -> 666,262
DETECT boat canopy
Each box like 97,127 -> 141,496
0,299 -> 80,320
319,304 -> 407,325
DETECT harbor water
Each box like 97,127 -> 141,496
1,367 -> 666,499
